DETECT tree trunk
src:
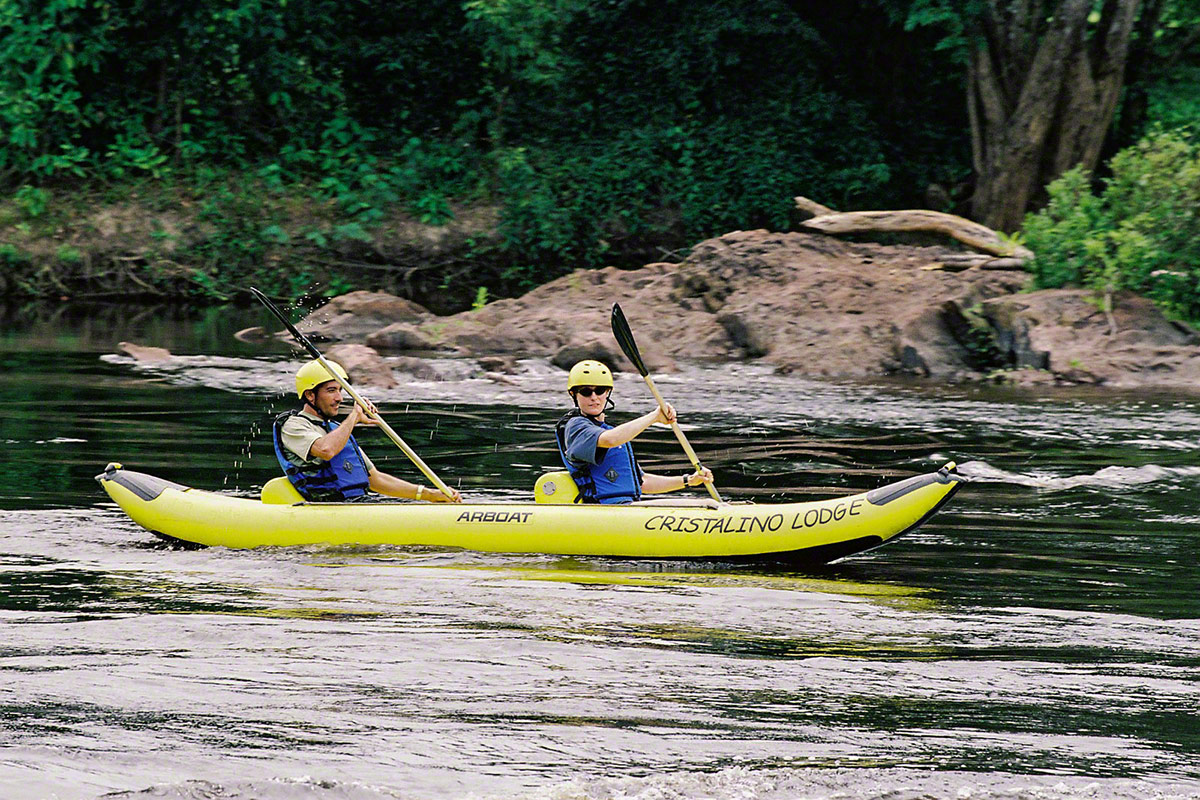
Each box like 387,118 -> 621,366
969,0 -> 1143,232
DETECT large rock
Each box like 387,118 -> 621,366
389,356 -> 450,382
551,338 -> 626,372
294,291 -> 430,342
716,309 -> 771,358
325,343 -> 397,389
672,231 -> 1026,378
477,355 -> 518,373
118,341 -> 171,362
297,232 -> 1027,379
416,263 -> 734,366
549,333 -> 678,373
365,322 -> 439,352
980,290 -> 1200,387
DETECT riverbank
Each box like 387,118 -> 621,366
10,183 -> 1200,391
0,179 -> 507,314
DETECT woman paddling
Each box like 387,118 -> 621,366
555,360 -> 713,504
273,359 -> 461,503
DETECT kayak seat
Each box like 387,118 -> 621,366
261,476 -> 306,505
534,471 -> 580,504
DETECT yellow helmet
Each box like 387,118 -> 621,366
567,359 -> 614,391
295,359 -> 349,399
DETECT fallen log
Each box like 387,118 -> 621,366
922,255 -> 1028,272
794,196 -> 1034,260
978,258 -> 1027,271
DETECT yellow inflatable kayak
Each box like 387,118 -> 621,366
97,462 -> 961,562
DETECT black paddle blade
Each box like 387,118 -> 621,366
610,302 -> 649,376
250,287 -> 323,360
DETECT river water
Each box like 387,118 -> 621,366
2,303 -> 1198,799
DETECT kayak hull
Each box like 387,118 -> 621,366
96,463 -> 961,563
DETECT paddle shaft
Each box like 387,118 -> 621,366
640,374 -> 722,503
252,288 -> 456,499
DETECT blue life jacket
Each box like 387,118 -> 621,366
272,411 -> 371,502
555,410 -> 642,504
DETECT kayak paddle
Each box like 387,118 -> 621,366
610,302 -> 721,502
250,287 -> 459,501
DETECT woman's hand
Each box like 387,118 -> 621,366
654,402 -> 677,426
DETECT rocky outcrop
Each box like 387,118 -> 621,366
290,230 -> 1200,391
365,322 -> 440,352
354,231 -> 1023,379
325,343 -> 397,389
980,290 -> 1200,387
294,291 -> 429,342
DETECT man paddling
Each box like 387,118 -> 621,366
273,359 -> 461,503
555,359 -> 713,504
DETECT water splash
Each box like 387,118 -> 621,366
958,459 -> 1200,491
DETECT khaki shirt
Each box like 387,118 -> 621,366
279,410 -> 375,472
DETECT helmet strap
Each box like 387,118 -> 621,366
301,390 -> 333,420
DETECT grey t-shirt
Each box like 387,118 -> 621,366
279,410 -> 375,472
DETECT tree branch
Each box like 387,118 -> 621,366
793,197 -> 1033,260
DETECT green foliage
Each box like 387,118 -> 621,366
1022,168 -> 1103,288
414,191 -> 453,225
173,179 -> 278,300
0,243 -> 34,294
473,0 -> 902,284
0,243 -> 29,266
105,122 -> 171,179
902,0 -> 977,61
1022,132 -> 1200,319
14,185 -> 49,218
28,0 -> 1197,308
472,286 -> 489,310
1,0 -> 971,302
1145,65 -> 1200,135
322,275 -> 355,298
1,0 -> 478,186
260,225 -> 290,245
55,244 -> 81,265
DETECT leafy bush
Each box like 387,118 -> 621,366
14,185 -> 49,218
1022,132 -> 1200,320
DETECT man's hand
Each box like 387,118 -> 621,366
349,399 -> 379,426
425,486 -> 462,503
685,467 -> 714,487
653,402 -> 677,426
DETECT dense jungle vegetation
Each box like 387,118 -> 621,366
1,0 -> 1198,314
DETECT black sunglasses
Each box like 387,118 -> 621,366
574,386 -> 610,398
